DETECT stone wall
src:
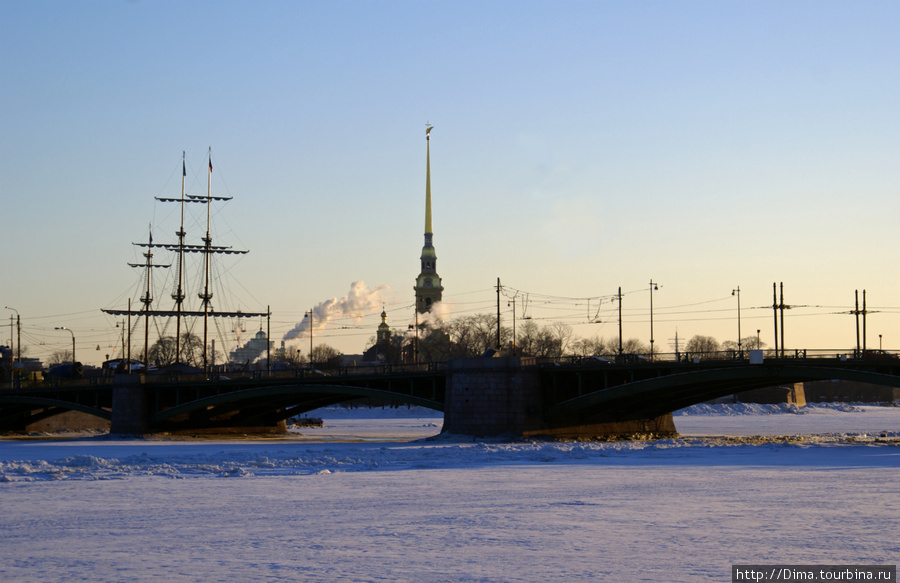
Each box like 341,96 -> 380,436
443,357 -> 677,439
110,374 -> 149,435
443,357 -> 541,437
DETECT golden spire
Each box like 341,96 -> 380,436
425,123 -> 433,236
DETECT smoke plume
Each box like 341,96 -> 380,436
283,281 -> 389,342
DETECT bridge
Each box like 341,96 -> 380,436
535,354 -> 900,436
0,364 -> 445,434
2,352 -> 899,437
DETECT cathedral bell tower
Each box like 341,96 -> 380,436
415,124 -> 443,314
376,307 -> 391,346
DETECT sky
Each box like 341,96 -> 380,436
1,0 -> 899,366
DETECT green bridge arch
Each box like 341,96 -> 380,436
0,395 -> 112,420
546,363 -> 900,423
150,383 -> 445,429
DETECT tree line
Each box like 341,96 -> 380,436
354,313 -> 767,365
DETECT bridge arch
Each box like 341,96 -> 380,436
0,395 -> 112,429
150,383 -> 445,430
547,364 -> 900,423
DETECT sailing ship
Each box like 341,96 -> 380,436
102,148 -> 269,370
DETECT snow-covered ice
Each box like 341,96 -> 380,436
1,404 -> 897,582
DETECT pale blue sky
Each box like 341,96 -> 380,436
2,0 -> 899,365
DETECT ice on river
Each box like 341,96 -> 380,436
1,403 -> 897,582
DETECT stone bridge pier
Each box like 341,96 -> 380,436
110,374 -> 149,435
443,357 -> 676,439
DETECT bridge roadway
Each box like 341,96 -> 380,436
1,354 -> 899,435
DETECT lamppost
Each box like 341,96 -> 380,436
508,296 -> 517,355
649,280 -> 659,360
55,326 -> 75,364
757,329 -> 761,350
879,334 -> 883,351
4,306 -> 19,362
732,286 -> 742,353
304,311 -> 313,366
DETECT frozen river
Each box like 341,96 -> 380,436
1,404 -> 897,582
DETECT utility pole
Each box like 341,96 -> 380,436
4,307 -> 19,363
617,286 -> 623,355
772,282 -> 789,358
779,282 -> 788,358
854,290 -> 861,356
773,283 -> 779,358
496,277 -> 502,351
732,286 -> 741,352
649,280 -> 659,360
305,310 -> 313,365
863,290 -> 867,354
508,295 -> 517,355
852,289 -> 869,357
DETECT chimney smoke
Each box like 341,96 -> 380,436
283,281 -> 389,342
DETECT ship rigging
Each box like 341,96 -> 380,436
102,149 -> 269,370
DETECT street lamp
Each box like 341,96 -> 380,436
757,329 -> 761,350
732,287 -> 742,353
304,311 -> 313,365
55,326 -> 75,364
508,296 -> 517,355
649,280 -> 659,360
4,306 -> 19,362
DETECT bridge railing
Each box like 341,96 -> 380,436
558,348 -> 899,366
4,349 -> 897,390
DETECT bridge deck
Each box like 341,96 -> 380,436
2,356 -> 898,433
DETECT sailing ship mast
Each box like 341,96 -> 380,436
103,149 -> 268,370
127,225 -> 170,365
200,147 -> 214,370
172,151 -> 187,363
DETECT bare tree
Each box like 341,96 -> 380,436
418,327 -> 454,361
47,350 -> 73,366
571,335 -> 612,357
310,344 -> 342,368
148,333 -> 205,367
550,322 -> 573,357
621,338 -> 649,354
722,336 -> 767,353
685,335 -> 720,358
443,314 -> 509,357
515,320 -> 573,358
